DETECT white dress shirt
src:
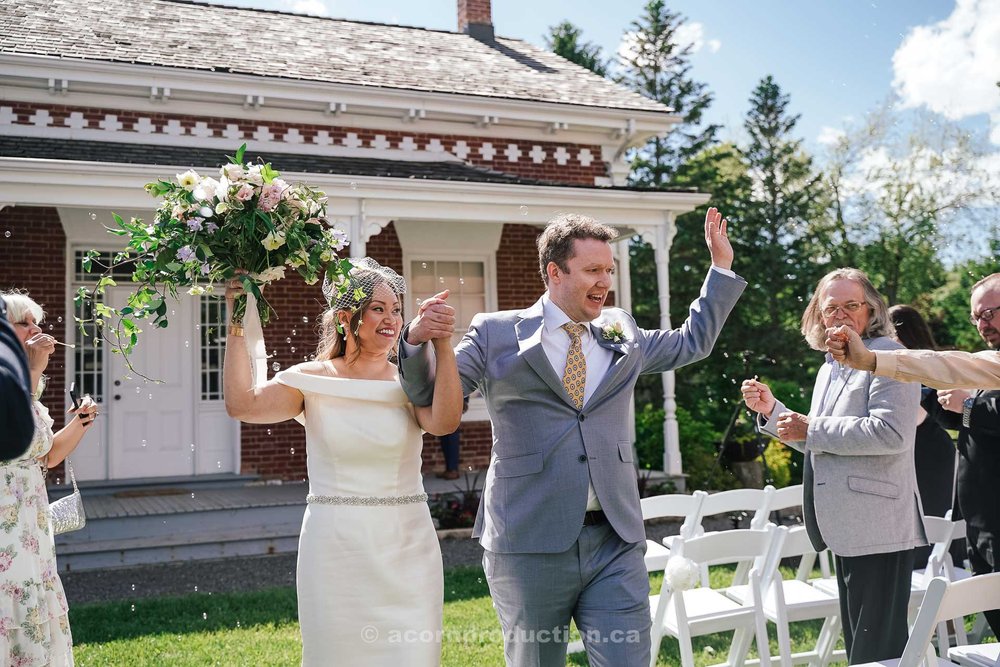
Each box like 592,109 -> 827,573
541,294 -> 612,511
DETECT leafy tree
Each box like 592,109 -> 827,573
616,0 -> 719,187
820,104 -> 999,305
544,20 -> 608,76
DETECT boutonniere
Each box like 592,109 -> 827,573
601,320 -> 626,343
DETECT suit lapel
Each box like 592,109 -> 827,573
515,300 -> 576,407
586,320 -> 631,407
820,363 -> 855,416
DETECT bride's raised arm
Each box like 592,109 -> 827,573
223,280 -> 304,424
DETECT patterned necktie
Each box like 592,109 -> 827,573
561,322 -> 587,409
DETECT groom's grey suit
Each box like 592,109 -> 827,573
400,269 -> 745,665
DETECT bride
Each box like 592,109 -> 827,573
223,258 -> 462,666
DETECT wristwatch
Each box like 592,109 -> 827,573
962,396 -> 975,429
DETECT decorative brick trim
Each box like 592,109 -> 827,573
0,102 -> 607,186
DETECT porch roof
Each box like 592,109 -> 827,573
0,137 -> 699,194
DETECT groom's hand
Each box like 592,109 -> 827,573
406,290 -> 456,345
704,207 -> 733,271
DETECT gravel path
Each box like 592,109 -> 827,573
62,517 -> 752,606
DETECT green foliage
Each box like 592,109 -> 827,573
636,404 -> 739,491
762,440 -> 793,488
544,20 -> 608,76
616,0 -> 719,187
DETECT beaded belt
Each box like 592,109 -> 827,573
306,493 -> 429,506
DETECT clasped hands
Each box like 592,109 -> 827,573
406,289 -> 456,347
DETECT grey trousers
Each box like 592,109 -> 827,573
482,522 -> 651,667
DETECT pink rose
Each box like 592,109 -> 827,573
235,183 -> 255,202
0,552 -> 12,573
258,184 -> 283,212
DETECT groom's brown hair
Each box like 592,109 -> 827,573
536,213 -> 618,285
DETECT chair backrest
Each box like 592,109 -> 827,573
676,524 -> 786,572
768,484 -> 804,514
899,574 -> 1000,665
641,490 -> 707,539
698,486 -> 776,530
921,514 -> 967,581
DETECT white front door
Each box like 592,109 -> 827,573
106,287 -> 196,479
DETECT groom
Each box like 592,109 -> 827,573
400,209 -> 745,665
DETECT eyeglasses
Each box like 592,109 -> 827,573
970,307 -> 999,325
821,301 -> 867,318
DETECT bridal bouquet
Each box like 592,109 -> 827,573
76,144 -> 350,371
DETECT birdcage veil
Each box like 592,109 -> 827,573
321,257 -> 406,314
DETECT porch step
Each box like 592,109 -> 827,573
54,481 -> 307,572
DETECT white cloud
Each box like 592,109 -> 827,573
707,39 -> 722,54
284,0 -> 328,15
816,126 -> 846,146
892,0 -> 1000,141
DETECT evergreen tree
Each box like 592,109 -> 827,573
544,21 -> 608,76
616,0 -> 719,187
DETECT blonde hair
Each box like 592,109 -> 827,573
1,290 -> 44,326
800,268 -> 894,351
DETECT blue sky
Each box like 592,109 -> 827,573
208,0 -> 999,152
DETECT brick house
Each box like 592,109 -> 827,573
0,0 -> 706,484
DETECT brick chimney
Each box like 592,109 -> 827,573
458,0 -> 494,42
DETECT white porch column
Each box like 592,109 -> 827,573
654,215 -> 681,476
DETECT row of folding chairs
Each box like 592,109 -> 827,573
640,486 -> 984,667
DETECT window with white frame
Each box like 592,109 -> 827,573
199,297 -> 228,400
409,259 -> 487,347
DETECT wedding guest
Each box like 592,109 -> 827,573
888,305 -> 960,569
400,208 -> 744,665
223,259 -> 462,666
826,275 -> 1000,390
1,290 -> 98,666
436,396 -> 469,480
0,294 -> 33,459
742,268 -> 925,664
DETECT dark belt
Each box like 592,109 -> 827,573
583,510 -> 607,526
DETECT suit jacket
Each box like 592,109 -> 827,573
761,336 -> 927,557
0,296 -> 34,460
935,389 -> 1000,531
400,269 -> 746,554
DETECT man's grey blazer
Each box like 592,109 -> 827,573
399,270 -> 745,554
761,336 -> 927,557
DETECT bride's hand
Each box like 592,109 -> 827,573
225,270 -> 249,309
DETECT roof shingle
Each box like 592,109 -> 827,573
0,0 -> 669,114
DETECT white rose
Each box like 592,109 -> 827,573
187,285 -> 206,296
176,170 -> 200,191
193,177 -> 220,201
221,163 -> 245,182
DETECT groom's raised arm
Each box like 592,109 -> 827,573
640,206 -> 746,374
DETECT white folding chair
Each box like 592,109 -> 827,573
696,486 -> 775,587
948,642 -> 1000,667
853,573 -> 1000,667
642,490 -> 707,572
768,484 -> 804,522
649,524 -> 785,667
726,526 -> 844,667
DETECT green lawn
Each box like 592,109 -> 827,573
70,565 -> 846,666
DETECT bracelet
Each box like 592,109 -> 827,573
229,324 -> 244,337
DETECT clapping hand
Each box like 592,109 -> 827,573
775,411 -> 810,442
705,207 -> 733,271
407,290 -> 456,346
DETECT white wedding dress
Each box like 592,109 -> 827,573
276,369 -> 443,666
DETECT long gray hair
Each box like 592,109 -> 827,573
800,268 -> 894,351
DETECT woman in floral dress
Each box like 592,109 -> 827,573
1,292 -> 97,666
